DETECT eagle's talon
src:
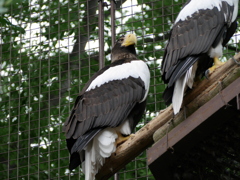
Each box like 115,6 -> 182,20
115,133 -> 135,146
206,57 -> 225,77
204,69 -> 210,79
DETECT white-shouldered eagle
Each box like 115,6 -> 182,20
63,34 -> 150,180
161,0 -> 238,114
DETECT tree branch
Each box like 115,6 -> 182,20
50,0 -> 100,106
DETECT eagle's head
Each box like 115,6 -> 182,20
111,33 -> 137,62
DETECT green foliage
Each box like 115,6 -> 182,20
0,0 -> 239,179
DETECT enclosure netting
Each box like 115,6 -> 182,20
0,0 -> 239,179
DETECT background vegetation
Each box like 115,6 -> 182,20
0,0 -> 239,179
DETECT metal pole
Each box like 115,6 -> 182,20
98,0 -> 105,69
111,0 -> 116,49
111,0 -> 116,62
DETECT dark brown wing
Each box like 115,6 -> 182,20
161,2 -> 235,84
64,75 -> 147,170
64,77 -> 146,139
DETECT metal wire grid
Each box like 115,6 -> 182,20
0,0 -> 239,179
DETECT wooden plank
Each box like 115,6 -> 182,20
147,77 -> 240,166
147,97 -> 240,179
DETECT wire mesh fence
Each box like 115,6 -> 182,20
0,0 -> 239,179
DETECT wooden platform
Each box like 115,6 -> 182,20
147,78 -> 240,179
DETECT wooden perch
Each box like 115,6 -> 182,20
96,53 -> 240,180
153,53 -> 240,142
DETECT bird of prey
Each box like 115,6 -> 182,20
161,0 -> 238,114
63,34 -> 150,180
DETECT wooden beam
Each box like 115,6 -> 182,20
147,95 -> 240,179
148,77 -> 240,166
96,53 -> 240,180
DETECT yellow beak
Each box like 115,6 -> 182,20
121,34 -> 137,47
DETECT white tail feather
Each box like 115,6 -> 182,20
172,62 -> 198,115
172,73 -> 187,115
82,128 -> 118,180
186,62 -> 198,88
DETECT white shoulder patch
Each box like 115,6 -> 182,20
86,60 -> 150,101
175,0 -> 236,23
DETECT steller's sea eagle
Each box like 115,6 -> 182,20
63,34 -> 150,180
161,0 -> 239,115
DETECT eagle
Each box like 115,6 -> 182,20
63,34 -> 150,180
161,0 -> 239,115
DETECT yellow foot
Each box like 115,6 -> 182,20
205,57 -> 225,77
115,133 -> 135,146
